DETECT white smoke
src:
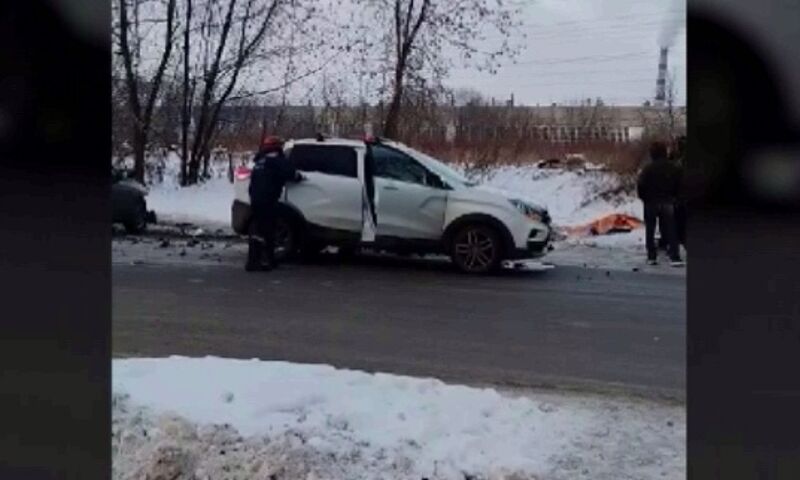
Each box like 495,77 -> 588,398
658,0 -> 686,48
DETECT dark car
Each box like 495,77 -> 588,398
112,168 -> 156,233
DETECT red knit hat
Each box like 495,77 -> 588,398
260,135 -> 284,152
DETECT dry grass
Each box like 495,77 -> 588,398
414,138 -> 648,176
197,131 -> 650,186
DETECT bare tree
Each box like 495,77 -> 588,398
637,72 -> 685,142
189,0 -> 254,183
180,0 -> 336,184
114,0 -> 179,182
355,0 -> 522,139
663,71 -> 685,139
111,71 -> 133,163
180,0 -> 193,185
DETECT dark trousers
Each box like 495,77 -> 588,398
657,202 -> 687,250
675,202 -> 687,248
247,202 -> 277,268
645,202 -> 681,261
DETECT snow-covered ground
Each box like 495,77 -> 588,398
148,178 -> 234,228
113,357 -> 685,480
462,165 -> 654,265
463,166 -> 641,227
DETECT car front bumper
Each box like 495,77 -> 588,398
508,225 -> 553,259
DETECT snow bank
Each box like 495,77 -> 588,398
463,166 -> 641,227
147,178 -> 234,228
116,150 -> 251,187
113,357 -> 684,480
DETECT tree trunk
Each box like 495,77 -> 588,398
117,0 -> 177,185
133,126 -> 147,183
180,115 -> 189,186
180,0 -> 192,186
383,79 -> 404,139
188,153 -> 200,185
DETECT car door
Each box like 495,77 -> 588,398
369,144 -> 448,240
285,144 -> 363,234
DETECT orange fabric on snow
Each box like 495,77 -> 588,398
560,213 -> 643,237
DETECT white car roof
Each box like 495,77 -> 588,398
289,137 -> 366,149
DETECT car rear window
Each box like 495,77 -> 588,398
289,145 -> 357,178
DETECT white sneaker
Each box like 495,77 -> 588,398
647,259 -> 658,266
670,260 -> 685,267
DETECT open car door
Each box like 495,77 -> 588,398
361,146 -> 377,243
285,142 -> 377,244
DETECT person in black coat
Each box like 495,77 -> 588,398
246,136 -> 303,272
672,136 -> 687,249
657,136 -> 688,251
637,141 -> 684,266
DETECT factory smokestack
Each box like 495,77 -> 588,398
655,47 -> 668,107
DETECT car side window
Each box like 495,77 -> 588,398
289,145 -> 357,178
371,145 -> 430,186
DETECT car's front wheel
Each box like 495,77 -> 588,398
124,200 -> 148,234
450,224 -> 503,274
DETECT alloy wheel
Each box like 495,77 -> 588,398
453,226 -> 498,273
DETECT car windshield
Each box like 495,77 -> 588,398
390,143 -> 477,187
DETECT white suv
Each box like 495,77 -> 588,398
232,137 -> 552,273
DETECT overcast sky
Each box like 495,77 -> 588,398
445,0 -> 686,106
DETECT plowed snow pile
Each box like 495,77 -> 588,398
463,166 -> 647,252
463,166 -> 640,227
113,357 -> 684,480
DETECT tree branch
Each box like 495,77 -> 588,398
191,0 -> 238,162
142,0 -> 177,135
118,0 -> 142,121
394,0 -> 402,61
200,0 -> 282,163
227,53 -> 338,102
406,0 -> 428,51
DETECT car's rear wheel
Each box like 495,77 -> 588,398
248,214 -> 298,262
274,216 -> 297,261
124,200 -> 148,234
450,224 -> 502,274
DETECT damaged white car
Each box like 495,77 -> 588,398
232,136 -> 552,274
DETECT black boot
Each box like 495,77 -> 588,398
245,237 -> 265,272
261,246 -> 276,271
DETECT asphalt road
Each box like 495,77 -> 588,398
113,255 -> 685,400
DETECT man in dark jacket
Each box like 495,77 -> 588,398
657,136 -> 688,251
246,136 -> 303,272
672,136 -> 687,249
638,141 -> 684,266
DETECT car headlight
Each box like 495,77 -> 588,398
509,199 -> 547,223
